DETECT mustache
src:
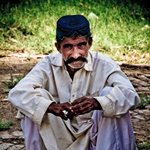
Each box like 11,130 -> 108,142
65,56 -> 88,64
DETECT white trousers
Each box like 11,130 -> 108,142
21,87 -> 136,150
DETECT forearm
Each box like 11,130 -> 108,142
8,81 -> 55,125
94,85 -> 140,117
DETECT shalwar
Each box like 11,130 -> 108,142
8,51 -> 140,150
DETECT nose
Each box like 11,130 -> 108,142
71,47 -> 80,59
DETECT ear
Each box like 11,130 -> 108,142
88,37 -> 93,46
55,42 -> 61,52
87,41 -> 92,50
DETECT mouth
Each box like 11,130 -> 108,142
68,60 -> 86,69
65,57 -> 88,69
65,56 -> 87,64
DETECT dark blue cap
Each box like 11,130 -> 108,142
56,15 -> 91,41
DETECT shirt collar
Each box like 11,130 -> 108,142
51,52 -> 93,71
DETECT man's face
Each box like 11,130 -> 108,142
56,36 -> 91,69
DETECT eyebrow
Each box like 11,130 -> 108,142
77,41 -> 87,45
63,41 -> 87,46
63,43 -> 72,48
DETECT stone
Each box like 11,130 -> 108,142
0,143 -> 13,150
133,115 -> 145,120
11,131 -> 24,139
134,110 -> 144,115
7,144 -> 25,150
145,105 -> 150,109
1,98 -> 9,102
132,118 -> 140,123
0,131 -> 14,140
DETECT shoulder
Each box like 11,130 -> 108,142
90,51 -> 119,68
41,52 -> 60,61
32,52 -> 61,72
37,52 -> 61,65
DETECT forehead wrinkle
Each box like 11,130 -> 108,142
61,36 -> 87,45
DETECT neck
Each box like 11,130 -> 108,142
65,64 -> 79,80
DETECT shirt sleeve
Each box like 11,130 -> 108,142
8,57 -> 55,126
94,66 -> 140,117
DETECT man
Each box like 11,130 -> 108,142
8,15 -> 140,150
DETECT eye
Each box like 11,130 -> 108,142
63,44 -> 73,50
77,42 -> 87,49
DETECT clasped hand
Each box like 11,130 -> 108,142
48,96 -> 101,120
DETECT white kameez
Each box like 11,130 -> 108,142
8,52 -> 140,150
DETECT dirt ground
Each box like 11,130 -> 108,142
0,53 -> 41,131
0,52 -> 150,147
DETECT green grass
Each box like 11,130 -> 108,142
4,74 -> 24,89
139,94 -> 150,109
0,0 -> 149,61
137,142 -> 150,150
0,119 -> 13,131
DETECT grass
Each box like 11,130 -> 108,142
137,142 -> 150,150
0,119 -> 13,131
4,74 -> 24,89
0,0 -> 150,63
139,94 -> 150,109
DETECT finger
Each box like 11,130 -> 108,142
61,103 -> 74,115
72,102 -> 93,115
71,96 -> 92,106
61,108 -> 75,120
66,111 -> 75,119
60,110 -> 68,120
82,101 -> 94,109
71,104 -> 81,112
71,99 -> 91,111
71,97 -> 86,105
64,106 -> 74,113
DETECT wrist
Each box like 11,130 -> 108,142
93,98 -> 102,110
47,102 -> 57,113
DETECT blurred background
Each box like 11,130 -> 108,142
0,0 -> 149,63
